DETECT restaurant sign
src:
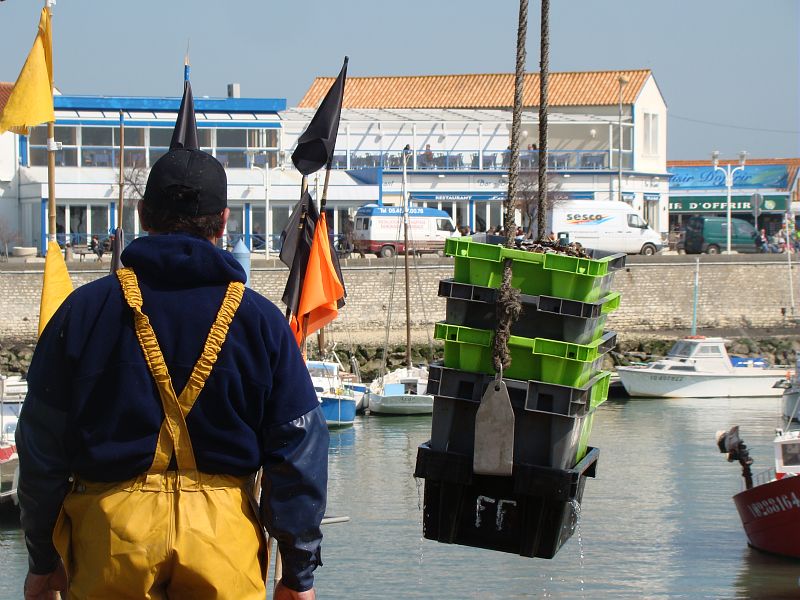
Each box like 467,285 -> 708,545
668,165 -> 788,190
669,195 -> 788,213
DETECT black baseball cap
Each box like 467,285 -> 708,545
143,148 -> 227,216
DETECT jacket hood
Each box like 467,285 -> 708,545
121,233 -> 246,286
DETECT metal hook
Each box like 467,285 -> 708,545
495,364 -> 503,390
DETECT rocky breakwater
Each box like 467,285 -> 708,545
0,339 -> 35,377
3,334 -> 797,384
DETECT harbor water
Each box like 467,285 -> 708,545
3,396 -> 800,598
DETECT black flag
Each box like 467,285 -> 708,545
170,63 -> 199,150
280,191 -> 319,316
291,57 -> 348,176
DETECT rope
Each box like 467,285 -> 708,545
378,212 -> 404,385
537,0 -> 549,240
411,246 -> 434,360
492,259 -> 521,373
491,0 -> 527,375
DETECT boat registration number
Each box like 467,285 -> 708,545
747,492 -> 800,518
648,375 -> 684,382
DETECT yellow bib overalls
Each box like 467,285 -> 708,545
53,268 -> 267,599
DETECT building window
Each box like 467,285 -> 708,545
643,113 -> 659,155
28,125 -> 78,166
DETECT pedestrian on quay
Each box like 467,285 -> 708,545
17,80 -> 327,600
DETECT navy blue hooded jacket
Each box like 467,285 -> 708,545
16,234 -> 328,592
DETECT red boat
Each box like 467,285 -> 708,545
718,425 -> 800,558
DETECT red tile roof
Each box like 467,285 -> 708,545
298,70 -> 651,110
0,82 -> 13,115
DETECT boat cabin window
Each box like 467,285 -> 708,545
669,341 -> 695,357
697,346 -> 722,356
307,364 -> 337,378
668,365 -> 696,372
356,217 -> 369,230
651,364 -> 665,370
401,379 -> 417,395
314,386 -> 325,393
782,443 -> 800,467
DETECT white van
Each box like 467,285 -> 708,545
548,200 -> 663,255
352,204 -> 458,258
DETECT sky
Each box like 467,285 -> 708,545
0,0 -> 797,161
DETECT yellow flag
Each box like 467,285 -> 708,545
0,8 -> 54,135
38,241 -> 72,336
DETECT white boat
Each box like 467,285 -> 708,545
368,366 -> 433,415
0,375 -> 25,507
306,361 -> 357,428
366,150 -> 434,416
778,357 -> 800,421
616,337 -> 790,398
342,380 -> 368,412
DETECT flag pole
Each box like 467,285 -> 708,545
45,0 -> 56,246
316,166 -> 332,354
117,110 -> 125,230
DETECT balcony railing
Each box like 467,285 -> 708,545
324,149 -> 633,172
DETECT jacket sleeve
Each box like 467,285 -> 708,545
16,396 -> 71,574
259,407 -> 329,592
15,303 -> 73,574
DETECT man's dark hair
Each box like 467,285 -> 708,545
139,202 -> 223,239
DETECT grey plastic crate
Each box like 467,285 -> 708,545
440,279 -> 619,345
427,365 -> 609,469
427,361 -> 611,417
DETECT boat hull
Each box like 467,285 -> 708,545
320,396 -> 357,428
0,445 -> 18,506
616,368 -> 786,398
733,476 -> 800,558
368,393 -> 434,415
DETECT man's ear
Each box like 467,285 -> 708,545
216,208 -> 230,239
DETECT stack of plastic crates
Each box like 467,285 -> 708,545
415,234 -> 625,558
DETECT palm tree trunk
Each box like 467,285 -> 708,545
536,0 -> 550,241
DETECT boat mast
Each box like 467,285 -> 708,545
402,145 -> 412,368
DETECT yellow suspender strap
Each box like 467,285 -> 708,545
116,267 -> 245,472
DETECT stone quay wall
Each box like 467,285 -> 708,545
1,254 -> 797,342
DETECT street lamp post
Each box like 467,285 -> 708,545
711,150 -> 747,254
250,159 -> 271,260
617,75 -> 629,203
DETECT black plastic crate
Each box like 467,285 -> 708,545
415,443 -> 599,559
440,279 -> 620,345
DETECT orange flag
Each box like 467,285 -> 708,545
290,212 -> 344,345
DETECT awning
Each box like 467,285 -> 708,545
669,194 -> 789,214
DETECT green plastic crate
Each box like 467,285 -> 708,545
445,237 -> 623,302
434,322 -> 615,386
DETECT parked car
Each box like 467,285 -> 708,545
683,216 -> 758,254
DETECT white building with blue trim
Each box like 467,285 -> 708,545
0,68 -> 670,254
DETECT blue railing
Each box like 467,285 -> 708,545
331,149 -> 633,172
